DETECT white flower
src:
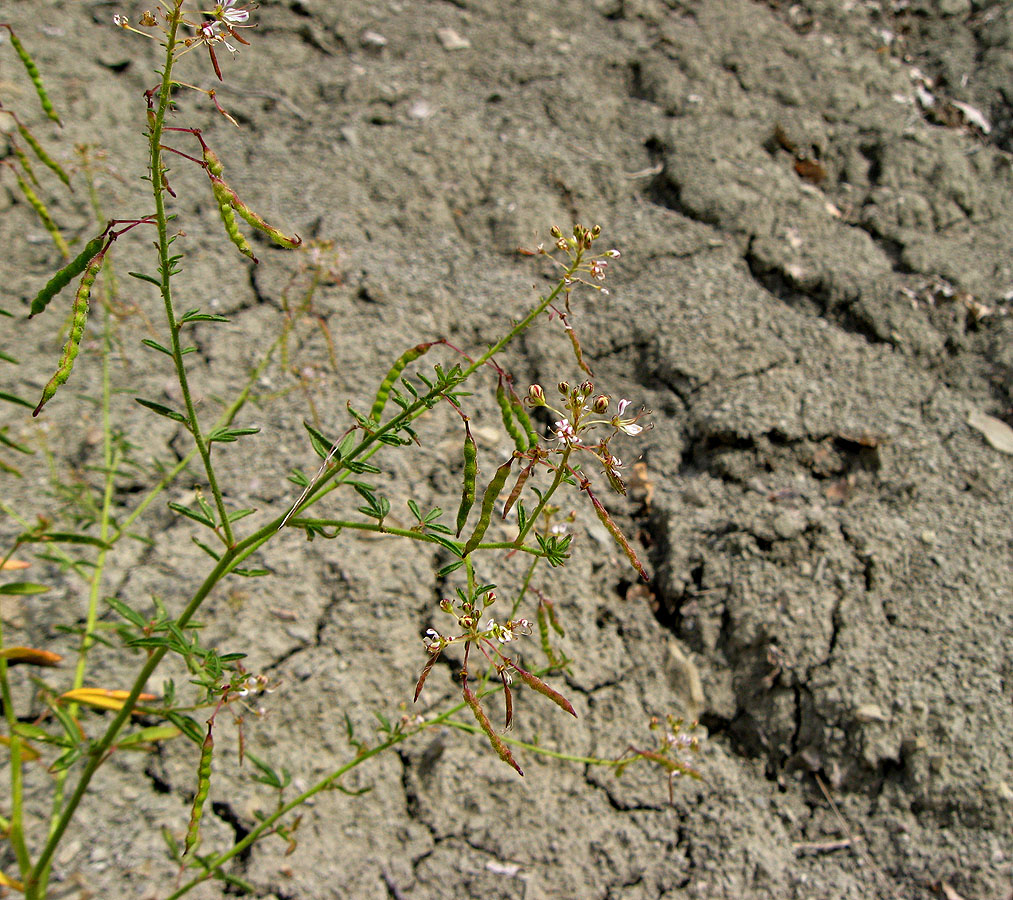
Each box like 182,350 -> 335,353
552,420 -> 581,444
113,14 -> 128,26
220,0 -> 251,24
613,399 -> 645,436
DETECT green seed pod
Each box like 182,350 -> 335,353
6,28 -> 61,124
15,172 -> 68,257
210,176 -> 258,262
510,392 -> 539,450
211,175 -> 301,249
370,343 -> 429,421
33,245 -> 107,417
13,142 -> 40,187
202,146 -> 225,177
184,722 -> 214,857
455,419 -> 478,537
463,457 -> 513,556
496,382 -> 525,453
16,121 -> 71,188
29,235 -> 106,318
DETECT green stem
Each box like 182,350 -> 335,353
443,718 -> 621,766
513,446 -> 572,545
37,306 -> 121,896
148,7 -> 234,548
0,633 -> 32,881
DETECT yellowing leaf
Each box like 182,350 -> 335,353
0,869 -> 25,890
0,734 -> 41,761
0,558 -> 30,571
60,688 -> 157,712
0,646 -> 62,667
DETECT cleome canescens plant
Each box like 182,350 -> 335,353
0,4 -> 701,897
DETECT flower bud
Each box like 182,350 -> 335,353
593,394 -> 609,414
579,380 -> 594,398
557,381 -> 570,396
527,384 -> 545,405
483,590 -> 497,607
439,598 -> 453,613
550,225 -> 562,239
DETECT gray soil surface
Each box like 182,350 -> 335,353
2,1 -> 1012,898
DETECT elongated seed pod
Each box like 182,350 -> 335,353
496,382 -> 526,452
463,457 -> 513,556
370,343 -> 430,421
15,172 -> 68,257
13,142 -> 40,187
566,324 -> 592,376
210,175 -> 301,248
455,420 -> 478,537
184,722 -> 214,856
506,657 -> 577,717
6,28 -> 61,123
209,176 -> 257,262
462,674 -> 522,775
33,246 -> 106,416
502,460 -> 533,519
16,121 -> 71,188
29,235 -> 106,317
585,487 -> 649,581
413,647 -> 440,702
509,392 -> 539,450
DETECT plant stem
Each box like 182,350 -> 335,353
148,5 -> 234,547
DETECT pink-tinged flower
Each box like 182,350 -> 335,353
218,0 -> 252,24
198,19 -> 221,40
589,259 -> 608,281
552,420 -> 581,444
423,627 -> 445,652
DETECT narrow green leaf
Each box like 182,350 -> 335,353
141,339 -> 174,357
117,724 -> 182,748
128,271 -> 162,287
303,421 -> 338,459
135,398 -> 188,423
105,595 -> 147,628
0,391 -> 36,409
0,582 -> 49,595
208,426 -> 260,443
167,502 -> 215,528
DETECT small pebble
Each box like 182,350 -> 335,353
360,30 -> 387,50
436,27 -> 470,50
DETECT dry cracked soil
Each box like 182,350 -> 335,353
2,1 -> 1012,899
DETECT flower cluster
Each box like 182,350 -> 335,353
534,224 -> 621,296
525,380 -> 650,494
113,3 -> 258,80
